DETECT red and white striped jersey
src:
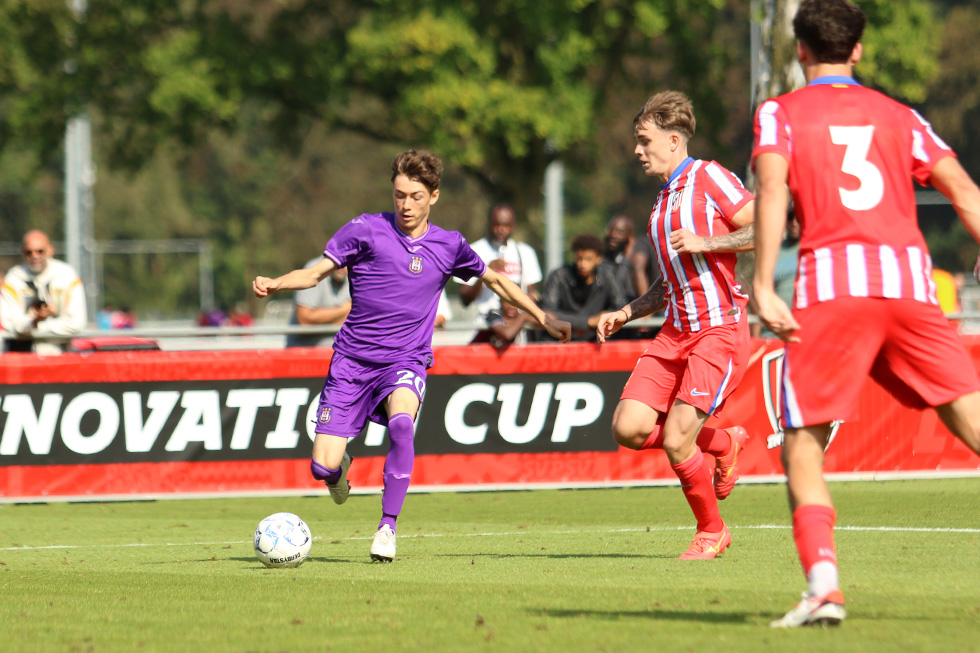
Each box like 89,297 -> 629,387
647,158 -> 753,332
752,77 -> 955,309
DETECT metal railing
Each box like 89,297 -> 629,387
5,311 -> 980,352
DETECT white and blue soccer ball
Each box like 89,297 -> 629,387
253,512 -> 313,568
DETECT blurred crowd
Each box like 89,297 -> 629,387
1,216 -> 971,355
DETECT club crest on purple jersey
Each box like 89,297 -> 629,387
409,256 -> 423,274
319,407 -> 332,423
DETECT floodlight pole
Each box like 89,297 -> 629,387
748,0 -> 804,186
544,157 -> 564,275
750,0 -> 805,109
65,0 -> 98,320
65,115 -> 97,320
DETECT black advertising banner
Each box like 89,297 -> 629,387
418,372 -> 624,455
0,372 -> 628,467
3,342 -> 979,501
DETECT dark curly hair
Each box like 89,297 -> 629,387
793,0 -> 866,64
571,234 -> 604,256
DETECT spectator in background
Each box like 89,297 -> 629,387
470,301 -> 531,349
541,234 -> 627,342
434,290 -> 452,328
96,303 -> 116,330
629,226 -> 666,339
457,204 -> 543,326
226,304 -> 253,328
197,307 -> 226,327
931,268 -> 959,316
750,208 -> 801,338
629,230 -> 663,297
931,267 -> 962,331
111,306 -> 137,329
1,229 -> 86,354
285,259 -> 351,348
604,215 -> 638,301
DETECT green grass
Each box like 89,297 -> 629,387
2,479 -> 979,652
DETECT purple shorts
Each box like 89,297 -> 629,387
314,352 -> 428,438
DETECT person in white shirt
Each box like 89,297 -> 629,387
434,289 -> 452,328
285,258 -> 352,348
457,204 -> 542,326
2,230 -> 86,354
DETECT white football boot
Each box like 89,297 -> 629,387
770,590 -> 846,628
370,524 -> 396,562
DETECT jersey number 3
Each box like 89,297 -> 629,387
829,125 -> 884,211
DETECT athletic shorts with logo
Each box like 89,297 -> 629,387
620,316 -> 750,415
314,351 -> 429,438
781,297 -> 980,428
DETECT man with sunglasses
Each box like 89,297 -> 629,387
1,230 -> 86,354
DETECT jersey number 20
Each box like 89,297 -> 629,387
396,370 -> 426,398
829,125 -> 884,211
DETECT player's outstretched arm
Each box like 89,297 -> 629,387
670,201 -> 756,254
480,268 -> 571,343
596,282 -> 667,343
253,257 -> 338,298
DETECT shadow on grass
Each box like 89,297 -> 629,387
528,607 -> 750,624
200,556 -> 356,565
433,552 -> 656,560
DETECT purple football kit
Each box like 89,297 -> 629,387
314,212 -> 486,438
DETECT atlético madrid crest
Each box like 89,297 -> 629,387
319,407 -> 332,424
409,256 -> 423,274
762,348 -> 841,450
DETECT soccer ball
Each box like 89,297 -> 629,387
253,512 -> 313,568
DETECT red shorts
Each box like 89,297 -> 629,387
781,297 -> 980,428
620,317 -> 750,416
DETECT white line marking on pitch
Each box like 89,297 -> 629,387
1,523 -> 978,552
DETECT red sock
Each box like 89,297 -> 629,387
641,426 -> 729,457
696,427 -> 730,458
792,504 -> 837,576
640,425 -> 664,450
671,453 -> 723,532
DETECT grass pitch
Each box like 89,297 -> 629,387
2,478 -> 979,652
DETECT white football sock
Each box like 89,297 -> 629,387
807,560 -> 840,598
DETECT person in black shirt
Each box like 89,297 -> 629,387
604,215 -> 638,301
540,234 -> 628,342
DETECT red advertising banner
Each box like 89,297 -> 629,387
1,338 -> 977,501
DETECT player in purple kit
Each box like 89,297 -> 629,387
254,150 -> 571,561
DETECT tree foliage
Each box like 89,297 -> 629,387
0,0 -> 77,156
0,0 -> 972,319
2,1 -> 738,211
858,0 -> 940,103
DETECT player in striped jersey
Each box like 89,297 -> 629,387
752,0 -> 980,628
598,90 -> 755,560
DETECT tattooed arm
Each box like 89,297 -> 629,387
669,200 -> 756,254
624,283 -> 667,322
596,282 -> 667,343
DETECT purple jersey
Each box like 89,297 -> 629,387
324,212 -> 486,363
